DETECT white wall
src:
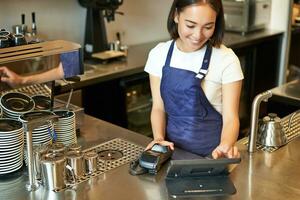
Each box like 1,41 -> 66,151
268,0 -> 293,85
0,0 -> 171,46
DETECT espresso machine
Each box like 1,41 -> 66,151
78,0 -> 123,59
223,0 -> 271,34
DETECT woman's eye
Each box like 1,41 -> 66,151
204,26 -> 213,30
186,25 -> 194,28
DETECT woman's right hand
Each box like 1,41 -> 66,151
145,138 -> 174,151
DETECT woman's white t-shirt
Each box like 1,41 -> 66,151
144,40 -> 244,114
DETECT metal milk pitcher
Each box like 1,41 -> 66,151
66,151 -> 85,180
33,144 -> 48,180
84,151 -> 98,174
41,153 -> 66,192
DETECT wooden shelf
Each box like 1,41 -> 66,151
0,40 -> 81,64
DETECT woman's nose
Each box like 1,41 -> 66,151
192,29 -> 203,40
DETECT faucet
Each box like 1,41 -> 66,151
248,90 -> 273,153
24,115 -> 59,191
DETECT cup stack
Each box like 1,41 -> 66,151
0,92 -> 35,120
53,110 -> 77,146
0,119 -> 24,175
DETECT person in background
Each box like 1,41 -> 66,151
0,50 -> 81,88
144,0 -> 243,159
0,63 -> 64,88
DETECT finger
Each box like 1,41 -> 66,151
159,141 -> 174,150
145,141 -> 156,150
226,147 -> 234,158
145,140 -> 174,151
232,146 -> 240,158
212,150 -> 218,159
212,149 -> 222,159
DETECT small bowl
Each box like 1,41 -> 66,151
12,33 -> 27,46
32,95 -> 51,111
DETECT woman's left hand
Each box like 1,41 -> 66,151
211,144 -> 240,159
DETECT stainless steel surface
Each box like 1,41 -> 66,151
82,138 -> 144,174
257,113 -> 287,147
2,114 -> 300,199
271,79 -> 300,104
248,90 -> 272,153
288,110 -> 300,130
0,84 -> 51,97
223,0 -> 271,34
97,149 -> 123,160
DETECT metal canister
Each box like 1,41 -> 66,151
84,151 -> 98,174
66,151 -> 85,179
68,143 -> 82,153
41,153 -> 66,192
48,143 -> 65,154
33,144 -> 48,180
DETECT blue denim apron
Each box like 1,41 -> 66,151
160,40 -> 222,157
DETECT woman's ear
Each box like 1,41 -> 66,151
174,10 -> 179,23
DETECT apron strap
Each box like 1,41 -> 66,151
196,43 -> 212,79
164,40 -> 175,67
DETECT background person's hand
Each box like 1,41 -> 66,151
212,144 -> 240,159
145,138 -> 174,151
0,66 -> 24,87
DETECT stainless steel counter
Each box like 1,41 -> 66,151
1,114 -> 300,200
271,79 -> 300,106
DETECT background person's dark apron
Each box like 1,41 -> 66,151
160,41 -> 222,157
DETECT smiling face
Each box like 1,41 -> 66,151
174,3 -> 217,52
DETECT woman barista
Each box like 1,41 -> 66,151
145,0 -> 243,159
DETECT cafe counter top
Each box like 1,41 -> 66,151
1,114 -> 300,200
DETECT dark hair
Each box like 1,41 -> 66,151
167,0 -> 225,47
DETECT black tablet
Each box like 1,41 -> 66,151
166,158 -> 241,178
165,158 -> 241,198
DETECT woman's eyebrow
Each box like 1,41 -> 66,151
185,19 -> 197,24
185,19 -> 215,26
